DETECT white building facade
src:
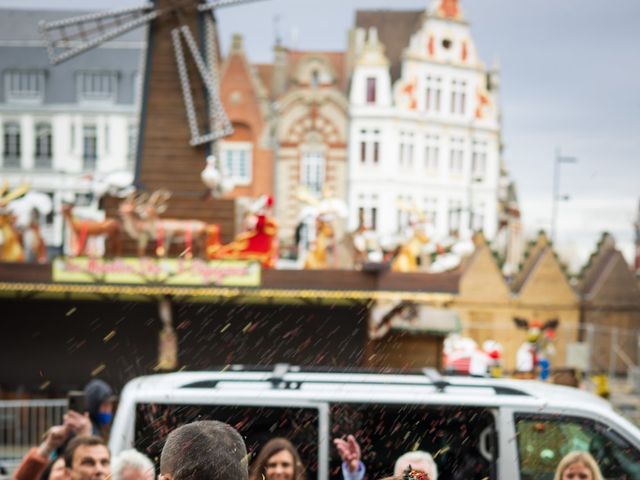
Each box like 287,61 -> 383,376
0,9 -> 142,250
347,0 -> 505,242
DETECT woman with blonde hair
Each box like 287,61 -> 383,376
553,451 -> 603,480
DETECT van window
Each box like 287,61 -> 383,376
330,404 -> 496,480
515,413 -> 640,480
135,403 -> 320,477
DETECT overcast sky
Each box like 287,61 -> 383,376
2,0 -> 639,271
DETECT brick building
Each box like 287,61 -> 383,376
219,34 -> 273,199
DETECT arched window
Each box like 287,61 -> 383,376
301,150 -> 325,194
3,122 -> 21,168
311,70 -> 320,89
35,122 -> 53,169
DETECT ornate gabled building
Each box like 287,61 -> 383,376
219,34 -> 273,199
264,46 -> 349,249
346,0 -> 512,248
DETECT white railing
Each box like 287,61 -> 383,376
0,399 -> 67,475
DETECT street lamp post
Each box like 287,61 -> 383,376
551,148 -> 577,244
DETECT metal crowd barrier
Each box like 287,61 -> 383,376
0,399 -> 67,476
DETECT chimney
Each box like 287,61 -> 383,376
271,44 -> 289,99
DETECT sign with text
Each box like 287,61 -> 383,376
52,257 -> 261,287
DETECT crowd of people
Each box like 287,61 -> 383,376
11,380 -> 605,480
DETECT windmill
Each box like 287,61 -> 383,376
39,0 -> 265,231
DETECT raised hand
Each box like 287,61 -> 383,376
38,425 -> 70,457
333,434 -> 361,472
65,410 -> 93,437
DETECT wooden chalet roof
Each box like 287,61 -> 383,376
355,9 -> 424,83
577,233 -> 640,303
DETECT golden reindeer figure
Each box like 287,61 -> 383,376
391,200 -> 430,273
0,182 -> 29,262
296,186 -> 347,270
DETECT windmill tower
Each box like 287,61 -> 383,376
39,0 -> 263,242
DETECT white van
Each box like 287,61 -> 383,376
109,366 -> 640,479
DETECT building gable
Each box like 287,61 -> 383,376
354,10 -> 423,84
579,234 -> 640,305
459,236 -> 510,303
515,235 -> 576,304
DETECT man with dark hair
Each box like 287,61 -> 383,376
159,420 -> 248,480
64,435 -> 111,480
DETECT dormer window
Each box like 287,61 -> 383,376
5,70 -> 45,103
78,71 -> 117,103
366,77 -> 377,104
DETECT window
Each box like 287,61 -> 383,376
366,77 -> 377,104
472,140 -> 488,178
43,192 -> 55,225
221,141 -> 252,185
127,124 -> 138,169
135,403 -> 320,479
34,123 -> 53,169
515,413 -> 640,480
397,195 -> 412,231
471,201 -> 485,231
448,199 -> 463,234
358,194 -> 378,230
5,70 -> 45,102
359,130 -> 381,164
301,150 -> 325,194
424,134 -> 440,172
451,79 -> 467,115
104,124 -> 110,155
424,197 -> 439,226
399,131 -> 414,167
311,70 -> 320,89
82,125 -> 98,171
331,404 -> 496,480
425,76 -> 442,112
3,122 -> 21,168
449,137 -> 465,175
78,72 -> 117,102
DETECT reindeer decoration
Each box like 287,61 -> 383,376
295,186 -> 348,270
119,190 -> 211,258
514,317 -> 559,378
391,200 -> 430,272
62,203 -> 122,257
0,182 -> 29,262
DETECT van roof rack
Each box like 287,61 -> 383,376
179,367 -> 531,397
422,368 -> 449,392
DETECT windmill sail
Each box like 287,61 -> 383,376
172,25 -> 233,146
197,0 -> 268,13
39,4 -> 157,65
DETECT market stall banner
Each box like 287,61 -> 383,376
52,257 -> 261,287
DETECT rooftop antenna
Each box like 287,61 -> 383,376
273,14 -> 282,47
290,25 -> 299,50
